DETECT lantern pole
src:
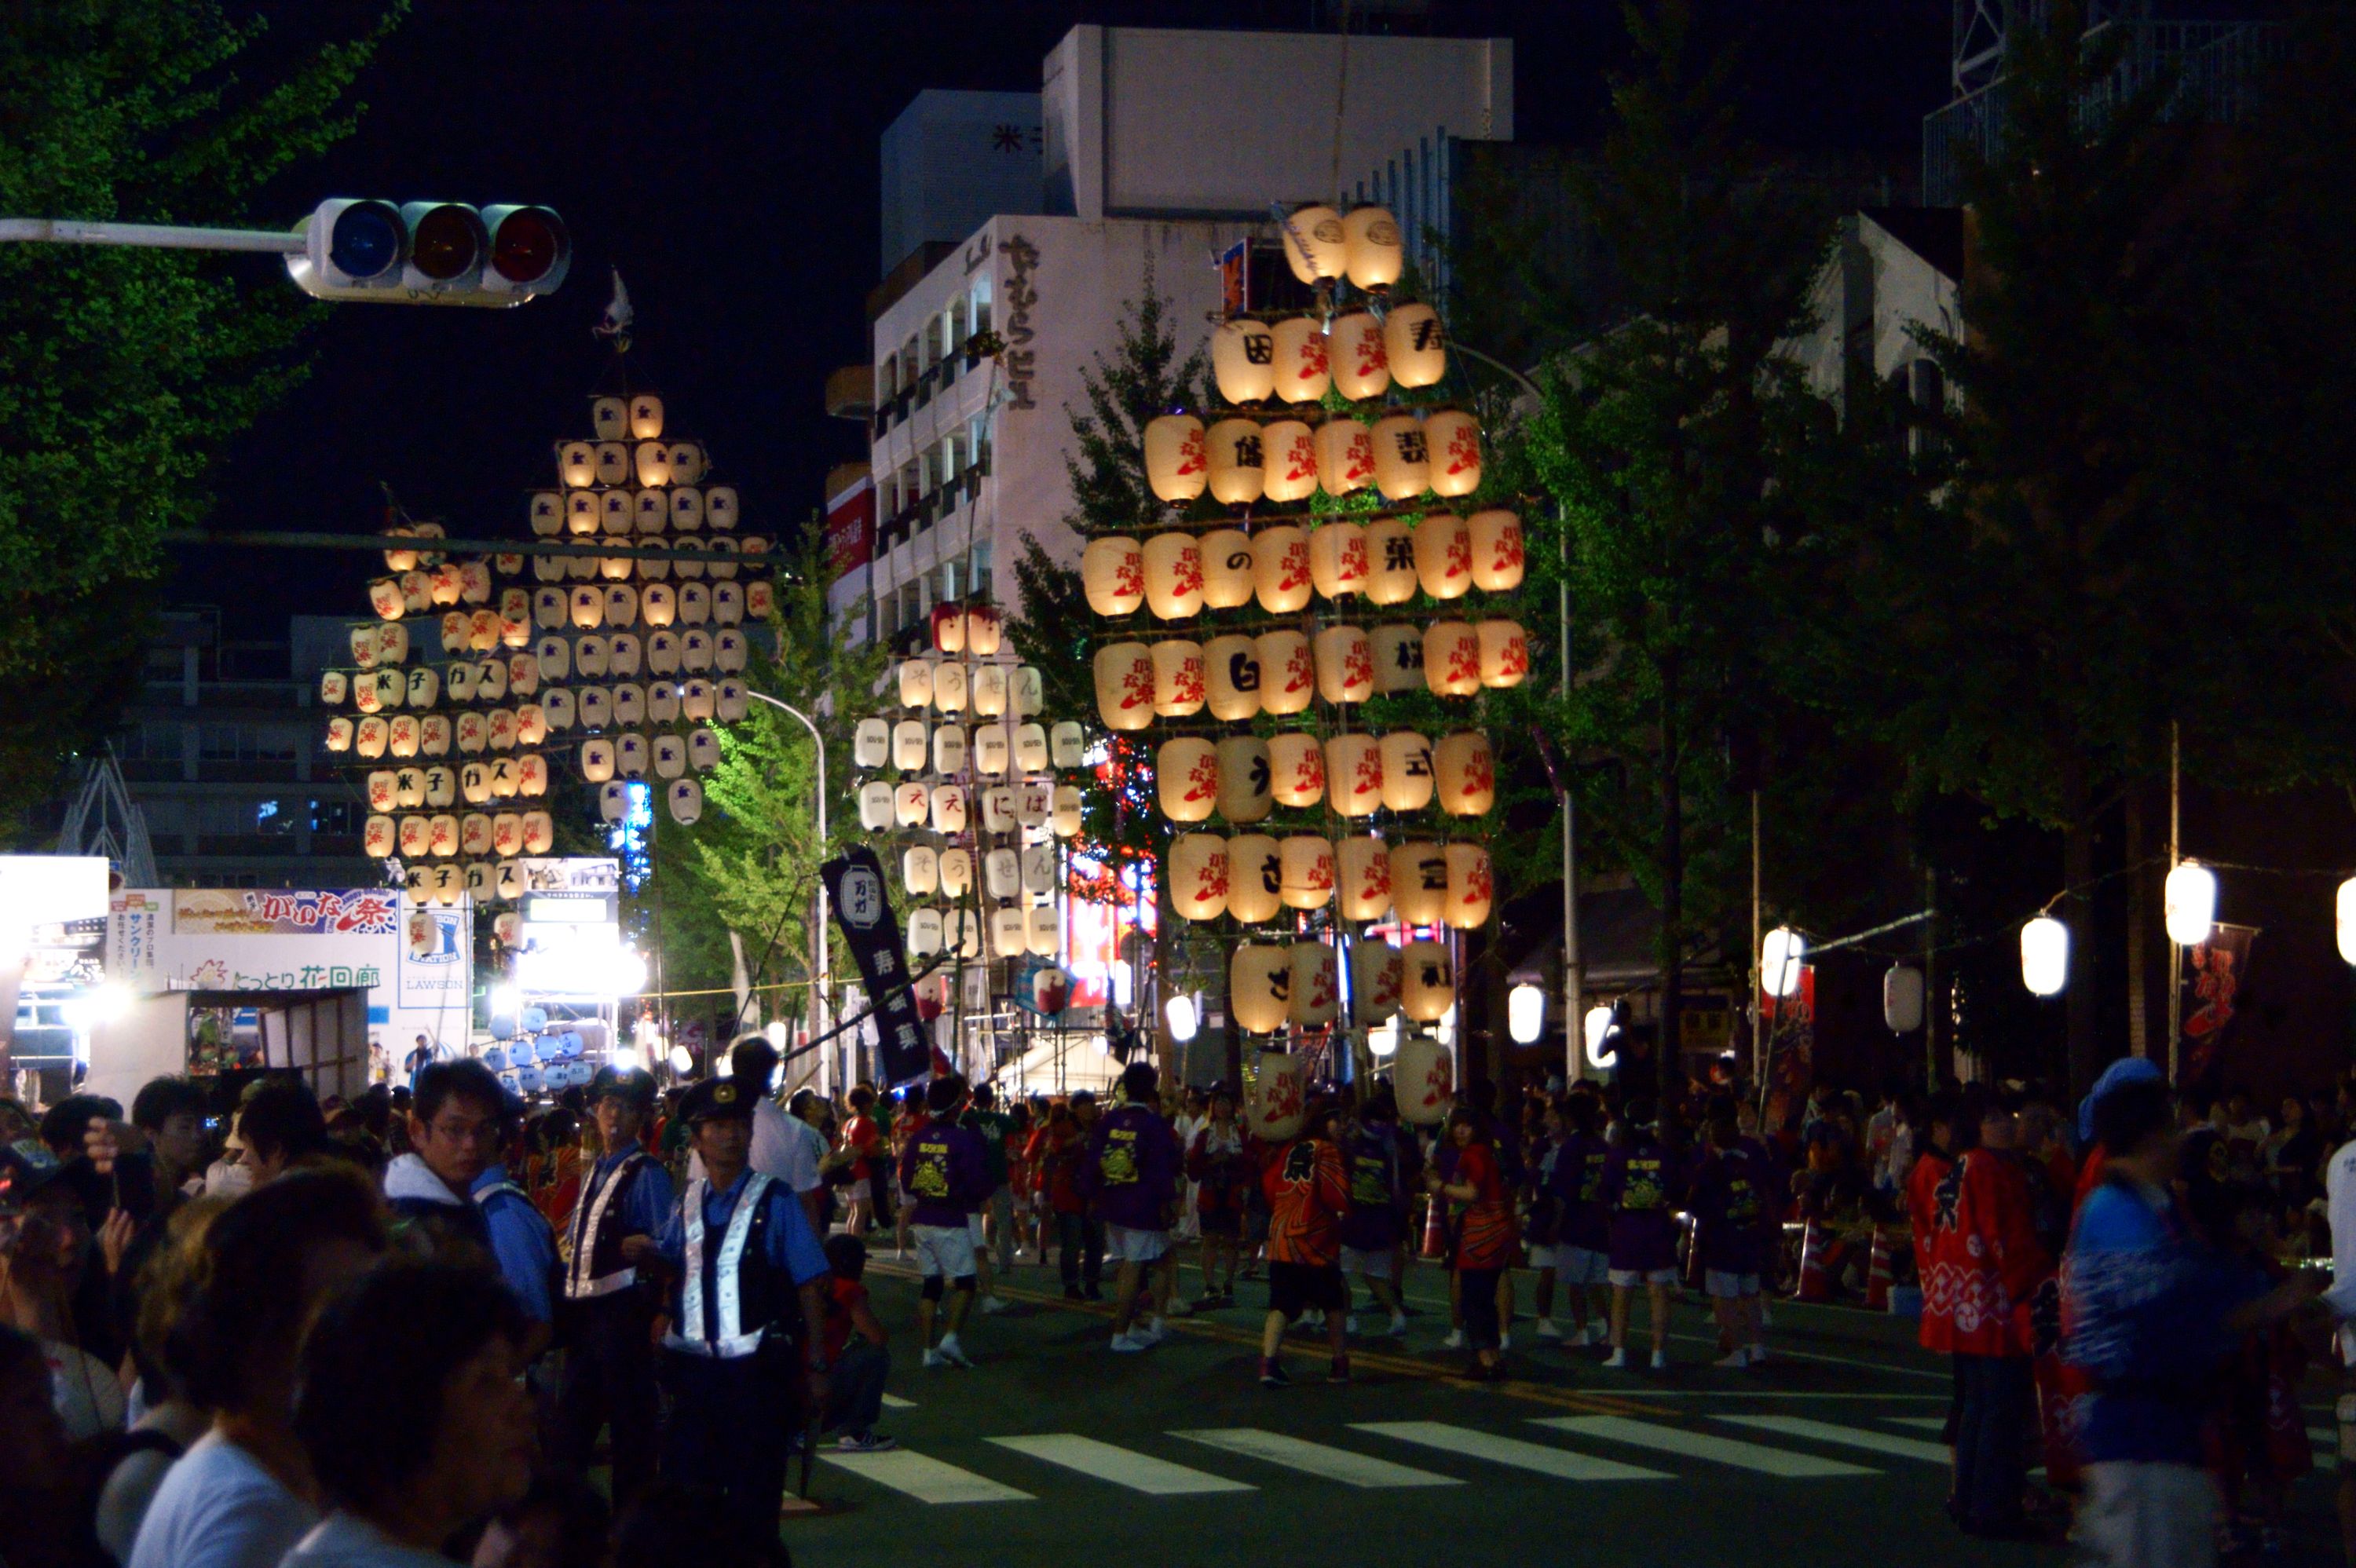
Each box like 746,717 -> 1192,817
2166,721 -> 2181,1087
743,691 -> 831,1058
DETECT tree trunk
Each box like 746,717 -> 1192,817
2062,756 -> 2101,1098
1658,677 -> 1685,1105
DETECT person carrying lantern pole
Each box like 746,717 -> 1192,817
1260,1102 -> 1354,1387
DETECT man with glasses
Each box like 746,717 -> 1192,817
386,1060 -> 556,1352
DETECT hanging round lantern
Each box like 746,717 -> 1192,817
713,681 -> 747,723
1312,624 -> 1374,704
2021,915 -> 2069,997
854,718 -> 889,769
686,726 -> 720,772
1400,941 -> 1456,1022
898,658 -> 936,709
1288,942 -> 1341,1026
1307,522 -> 1370,601
1201,634 -> 1263,722
964,605 -> 1003,657
972,722 -> 1012,776
476,657 -> 511,702
1384,302 -> 1448,387
1230,948 -> 1294,1036
1370,412 -> 1431,501
1341,204 -> 1404,290
540,689 -> 576,734
320,670 -> 349,707
1254,630 -> 1316,716
1468,510 -> 1525,591
324,716 -> 353,753
1150,638 -> 1206,717
710,583 -> 744,627
893,782 -> 930,828
1260,419 -> 1319,501
569,585 -> 605,630
514,704 -> 548,748
558,441 -> 596,488
1378,731 -> 1436,811
1337,836 -> 1393,920
625,394 -> 664,440
633,440 -> 671,488
1156,737 -> 1219,823
983,848 -> 1021,901
936,848 -> 974,898
931,784 -> 969,833
365,770 -> 397,814
892,719 -> 929,773
670,440 -> 707,483
1423,620 -> 1483,697
1092,641 -> 1155,731
1325,733 -> 1384,817
529,492 -> 563,537
1393,1032 -> 1453,1124
932,660 -> 968,713
1081,536 -> 1145,616
442,611 -> 474,654
1390,842 -> 1447,926
1190,530 -> 1254,612
677,582 -> 712,626
1225,835 -> 1282,924
587,783 -> 620,824
1270,317 -> 1330,404
1412,512 -> 1473,599
564,492 -> 598,537
1213,317 -> 1279,404
634,489 -> 668,535
1313,417 -> 1374,498
368,579 -> 404,621
363,814 -> 397,858
931,601 -> 967,654
1434,732 -> 1495,817
1170,833 -> 1230,921
1329,312 -> 1390,400
671,488 -> 706,533
1444,843 -> 1494,930
1358,517 -> 1417,605
1049,722 -> 1086,769
1281,204 -> 1348,283
573,636 -> 609,679
591,441 -> 629,487
1143,415 -> 1208,503
389,717 -> 421,761
426,813 -> 459,858
1012,722 -> 1049,773
423,766 -> 457,809
1267,731 -> 1326,807
1477,620 -> 1529,689
1213,736 -> 1273,824
604,583 -> 640,629
903,846 -> 939,897
377,622 -> 411,665
1352,938 -> 1406,1018
990,906 -> 1028,955
905,908 -> 944,959
1026,904 -> 1060,959
1279,835 -> 1335,909
1425,409 -> 1483,497
517,752 -> 549,797
1141,532 -> 1205,620
2164,862 -> 2219,948
580,740 -> 615,783
590,396 -> 627,440
419,715 -> 453,757
598,491 -> 632,537
931,723 -> 968,775
1204,419 -> 1267,505
1249,526 -> 1312,614
1049,786 -> 1083,839
356,717 -> 390,759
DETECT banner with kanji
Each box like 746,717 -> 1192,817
2179,923 -> 2258,1087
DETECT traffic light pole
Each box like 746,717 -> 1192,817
0,217 -> 303,255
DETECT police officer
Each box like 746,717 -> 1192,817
655,1075 -> 832,1548
554,1065 -> 672,1507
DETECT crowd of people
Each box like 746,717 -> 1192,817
7,1041 -> 2356,1567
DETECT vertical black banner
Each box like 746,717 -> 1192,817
821,846 -> 929,1086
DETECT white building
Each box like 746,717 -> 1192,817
1787,207 -> 1962,423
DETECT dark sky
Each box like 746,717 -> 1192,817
191,0 -> 1949,624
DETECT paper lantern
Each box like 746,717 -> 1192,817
377,622 -> 411,666
1225,835 -> 1282,923
1048,721 -> 1085,769
926,846 -> 969,899
854,718 -> 889,769
1231,948 -> 1293,1035
587,396 -> 627,441
1287,943 -> 1340,1026
529,491 -> 564,537
1377,731 -> 1436,812
1280,203 -> 1347,283
389,716 -> 421,760
964,605 -> 1003,657
931,723 -> 968,775
931,784 -> 968,833
1337,836 -> 1393,919
931,601 -> 967,654
598,491 -> 631,538
604,584 -> 642,630
368,579 -> 404,620
1156,737 -> 1219,823
657,777 -> 698,828
707,486 -> 740,531
1214,736 -> 1272,824
1388,842 -> 1447,927
1370,412 -> 1431,501
1312,624 -> 1374,704
857,782 -> 894,832
1267,731 -> 1325,807
890,718 -> 927,773
1013,722 -> 1049,773
1151,638 -> 1206,717
1279,835 -> 1334,909
1393,1033 -> 1452,1124
1050,786 -> 1083,839
677,582 -> 713,627
987,905 -> 1026,955
1412,512 -> 1473,599
1314,417 -> 1374,498
1477,620 -> 1529,689
2339,879 -> 2356,966
1249,1050 -> 1309,1142
364,770 -> 397,813
1400,941 -> 1456,1022
1270,317 -> 1330,404
898,659 -> 935,709
586,441 -> 627,488
1204,420 -> 1267,505
1385,302 -> 1447,387
1434,732 -> 1495,817
1143,415 -> 1207,503
902,846 -> 939,897
672,488 -> 707,533
1308,522 -> 1370,601
1185,531 -> 1254,615
686,727 -> 720,772
890,781 -> 928,828
2164,862 -> 2217,947
2021,916 -> 2069,996
1260,420 -> 1319,502
714,681 -> 747,723
1254,630 -> 1315,717
1081,536 -> 1144,616
932,660 -> 968,713
579,740 -> 615,783
423,766 -> 456,808
1141,532 -> 1205,620
1423,620 -> 1482,696
563,492 -> 598,538
363,815 -> 396,857
1248,527 -> 1312,616
441,612 -> 473,655
1468,510 -> 1525,592
1092,642 -> 1154,732
624,393 -> 663,440
982,847 -> 1021,901
356,717 -> 389,759
320,669 -> 349,707
633,440 -> 671,488
1198,634 -> 1261,722
1443,844 -> 1494,930
631,488 -> 667,535
1212,318 -> 1278,404
1329,312 -> 1390,401
540,689 -> 575,731
517,752 -> 549,797
1026,904 -> 1060,958
458,761 -> 492,806
1325,733 -> 1384,817
1170,833 -> 1229,921
569,585 -> 605,630
477,656 -> 512,701
324,716 -> 353,752
1012,665 -> 1043,718
558,441 -> 596,488
975,784 -> 1011,834
1425,409 -> 1483,497
1353,938 -> 1406,1016
972,722 -> 1012,776
1341,204 -> 1403,290
710,583 -> 744,627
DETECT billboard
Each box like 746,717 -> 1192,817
824,474 -> 874,579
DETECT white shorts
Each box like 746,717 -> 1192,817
1104,1223 -> 1170,1264
1705,1270 -> 1762,1300
1609,1267 -> 1678,1288
1340,1245 -> 1396,1281
1555,1247 -> 1609,1286
913,1223 -> 978,1280
1525,1244 -> 1559,1270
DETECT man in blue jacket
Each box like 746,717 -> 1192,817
1086,1062 -> 1180,1353
898,1075 -> 993,1368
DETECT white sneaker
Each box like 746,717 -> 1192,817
1140,1320 -> 1168,1345
1564,1326 -> 1593,1349
1601,1348 -> 1628,1369
1499,1331 -> 1512,1351
1165,1297 -> 1192,1318
1649,1351 -> 1668,1371
1388,1312 -> 1408,1337
1714,1349 -> 1751,1369
1535,1318 -> 1561,1340
936,1336 -> 972,1368
1441,1329 -> 1467,1351
1109,1332 -> 1147,1353
922,1348 -> 946,1369
1747,1344 -> 1769,1366
979,1295 -> 1009,1314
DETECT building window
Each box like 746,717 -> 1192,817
199,724 -> 298,762
309,798 -> 364,835
120,722 -> 185,762
970,275 -> 993,338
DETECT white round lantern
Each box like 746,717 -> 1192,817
1156,737 -> 1219,823
1370,412 -> 1431,501
1324,733 -> 1384,817
1092,642 -> 1155,732
1469,510 -> 1525,590
1762,926 -> 1807,998
1266,731 -> 1325,808
1150,639 -> 1206,717
1196,528 -> 1255,611
1341,205 -> 1403,290
893,782 -> 929,828
1202,634 -> 1263,722
1280,204 -> 1348,283
1443,843 -> 1494,930
2164,862 -> 2217,948
2021,916 -> 2069,997
1205,419 -> 1267,505
1254,630 -> 1315,717
932,660 -> 968,713
1434,732 -> 1495,817
1214,736 -> 1272,824
1170,833 -> 1230,922
1400,941 -> 1456,1022
1049,786 -> 1084,839
1012,722 -> 1049,773
938,849 -> 974,897
1270,318 -> 1330,404
1141,532 -> 1205,620
1328,312 -> 1389,400
1248,1049 -> 1308,1139
898,658 -> 936,709
1225,835 -> 1282,924
1212,318 -> 1278,404
1352,939 -> 1405,1021
1314,417 -> 1374,497
972,722 -> 1012,776
1279,835 -> 1335,910
931,723 -> 968,775
1231,948 -> 1293,1036
1048,721 -> 1086,769
1413,512 -> 1473,599
1393,1033 -> 1453,1124
1260,420 -> 1319,502
1425,410 -> 1483,497
931,784 -> 968,833
1313,625 -> 1374,705
1143,415 -> 1207,503
1288,943 -> 1340,1027
1337,836 -> 1392,920
854,718 -> 889,769
1384,302 -> 1447,387
1081,536 -> 1145,616
1423,621 -> 1482,697
1362,517 -> 1418,605
1249,527 -> 1312,614
1477,620 -> 1529,689
1307,522 -> 1370,601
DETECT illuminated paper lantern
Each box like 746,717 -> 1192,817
324,716 -> 353,752
564,492 -> 598,538
1255,630 -> 1315,716
710,583 -> 744,627
1312,624 -> 1374,704
633,488 -> 668,535
854,718 -> 889,769
573,637 -> 610,681
1370,412 -> 1431,501
1401,940 -> 1456,1021
1424,620 -> 1482,696
419,715 -> 452,756
529,491 -> 564,537
858,782 -> 894,831
377,623 -> 411,665
1202,634 -> 1262,722
1170,833 -> 1229,921
320,670 -> 349,706
1179,535 -> 1251,620
1281,203 -> 1348,283
1260,420 -> 1319,502
964,605 -> 1003,657
1249,527 -> 1312,615
1205,419 -> 1267,505
365,770 -> 397,813
891,718 -> 927,773
898,659 -> 935,709
1385,302 -> 1447,387
931,601 -> 967,655
1426,409 -> 1483,497
1267,731 -> 1325,807
368,578 -> 404,620
1337,836 -> 1392,919
1477,620 -> 1528,689
1026,904 -> 1060,957
686,727 -> 720,771
403,573 -> 434,615
931,723 -> 968,775
932,849 -> 971,900
1341,204 -> 1403,290
1092,642 -> 1155,731
2021,916 -> 2069,996
441,612 -> 472,655
932,660 -> 968,713
1151,638 -> 1206,717
540,689 -> 574,731
893,781 -> 929,828
1049,722 -> 1085,769
1143,415 -> 1207,503
972,722 -> 1011,776
1050,786 -> 1083,839
459,762 -> 492,806
677,583 -> 712,626
569,586 -> 605,630
989,905 -> 1026,954
591,395 -> 627,442
426,813 -> 459,858
1445,843 -> 1494,930
1012,722 -> 1049,773
1271,317 -> 1330,404
423,766 -> 456,808
1468,510 -> 1524,591
517,753 -> 549,797
364,815 -> 396,857
514,705 -> 548,747
714,681 -> 748,723
580,740 -> 615,783
1081,536 -> 1144,616
1226,835 -> 1282,923
983,847 -> 1021,901
1412,512 -> 1473,599
598,492 -> 631,538
633,440 -> 671,488
902,846 -> 939,897
1215,736 -> 1272,824
604,583 -> 640,629
1231,947 -> 1293,1036
356,717 -> 389,759
1141,532 -> 1205,620
589,441 -> 627,488
1353,940 -> 1405,1019
931,784 -> 968,833
1394,1033 -> 1452,1124
663,777 -> 703,827
532,591 -> 565,631
671,488 -> 706,532
1313,417 -> 1374,497
1390,842 -> 1447,926
594,783 -> 626,824
1156,737 -> 1219,823
390,717 -> 421,760
521,810 -> 554,855
1325,733 -> 1384,817
1308,522 -> 1370,600
1435,732 -> 1495,817
1012,665 -> 1043,718
558,440 -> 596,488
1212,317 -> 1277,404
627,394 -> 664,440
1279,835 -> 1334,909
906,909 -> 945,958
706,486 -> 740,531
455,710 -> 491,753
1288,943 -> 1340,1026
1328,311 -> 1389,400
1378,731 -> 1436,812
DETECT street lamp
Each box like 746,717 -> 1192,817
741,689 -> 832,1076
1507,982 -> 1545,1044
2021,915 -> 2070,997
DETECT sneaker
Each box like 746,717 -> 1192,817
1328,1355 -> 1352,1384
1388,1312 -> 1408,1337
1440,1329 -> 1467,1351
1535,1318 -> 1561,1340
1649,1350 -> 1668,1371
1499,1331 -> 1512,1352
832,1431 -> 898,1453
1110,1332 -> 1148,1353
1747,1344 -> 1769,1366
1564,1326 -> 1593,1349
1136,1321 -> 1168,1347
1601,1348 -> 1628,1369
1260,1357 -> 1291,1388
1165,1297 -> 1192,1318
1344,1314 -> 1359,1336
922,1348 -> 947,1369
979,1295 -> 1009,1314
1714,1349 -> 1751,1369
936,1336 -> 973,1368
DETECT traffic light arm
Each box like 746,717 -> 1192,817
0,217 -> 305,254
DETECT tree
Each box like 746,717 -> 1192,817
0,0 -> 401,834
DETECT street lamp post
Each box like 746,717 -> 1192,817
743,690 -> 832,1087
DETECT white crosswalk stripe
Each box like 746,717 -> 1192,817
989,1435 -> 1256,1494
1718,1414 -> 1950,1463
1883,1416 -> 1946,1432
880,1393 -> 918,1409
1352,1421 -> 1669,1482
1173,1427 -> 1462,1488
821,1449 -> 1033,1504
1536,1416 -> 1877,1478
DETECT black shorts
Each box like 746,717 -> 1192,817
1268,1260 -> 1346,1320
1198,1207 -> 1241,1237
1943,1352 -> 1965,1446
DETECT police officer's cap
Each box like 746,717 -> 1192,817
588,1065 -> 657,1111
679,1076 -> 757,1124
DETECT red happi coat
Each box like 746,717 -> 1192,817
1918,1148 -> 2050,1358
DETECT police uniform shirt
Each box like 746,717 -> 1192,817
470,1162 -> 558,1324
656,1167 -> 832,1308
568,1147 -> 675,1294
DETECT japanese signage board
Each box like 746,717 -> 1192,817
821,846 -> 928,1085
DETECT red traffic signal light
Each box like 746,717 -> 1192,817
287,200 -> 569,306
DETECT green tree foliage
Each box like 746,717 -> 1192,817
0,0 -> 401,835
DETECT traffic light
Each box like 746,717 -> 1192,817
286,199 -> 570,305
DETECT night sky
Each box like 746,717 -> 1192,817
190,0 -> 1948,627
